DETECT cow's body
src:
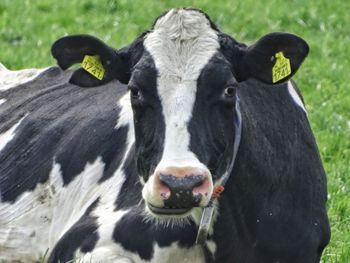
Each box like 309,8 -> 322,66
0,8 -> 330,263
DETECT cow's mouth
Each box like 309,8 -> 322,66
147,203 -> 192,215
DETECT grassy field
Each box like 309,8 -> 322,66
1,0 -> 349,261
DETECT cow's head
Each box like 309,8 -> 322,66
52,8 -> 308,218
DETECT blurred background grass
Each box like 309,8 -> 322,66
0,0 -> 349,261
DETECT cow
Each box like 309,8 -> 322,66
0,8 -> 330,263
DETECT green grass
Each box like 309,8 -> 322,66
1,0 -> 349,261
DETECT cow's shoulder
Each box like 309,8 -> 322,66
0,65 -> 129,203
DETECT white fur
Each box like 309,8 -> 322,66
287,81 -> 307,113
0,63 -> 47,91
78,246 -> 135,262
116,92 -> 134,130
151,242 -> 205,263
142,8 -> 218,208
49,158 -> 106,244
0,114 -> 27,152
116,92 -> 135,150
207,240 -> 217,256
0,162 -> 63,261
79,241 -> 205,263
0,98 -> 6,106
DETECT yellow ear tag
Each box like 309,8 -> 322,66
82,55 -> 105,80
272,51 -> 291,83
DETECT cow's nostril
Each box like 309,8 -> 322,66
193,177 -> 210,199
155,174 -> 171,200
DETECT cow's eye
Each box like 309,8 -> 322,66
224,86 -> 235,97
130,86 -> 141,99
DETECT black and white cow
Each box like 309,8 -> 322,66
0,8 -> 330,263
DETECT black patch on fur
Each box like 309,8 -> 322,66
189,53 -> 236,181
113,206 -> 198,260
128,53 -> 166,183
48,198 -> 100,263
114,145 -> 143,209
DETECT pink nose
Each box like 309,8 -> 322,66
154,166 -> 211,208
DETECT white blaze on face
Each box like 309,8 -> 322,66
142,9 -> 219,208
144,9 -> 220,169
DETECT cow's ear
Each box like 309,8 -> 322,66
51,34 -> 130,87
237,33 -> 309,84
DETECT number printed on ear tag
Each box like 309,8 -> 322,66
82,55 -> 105,80
272,52 -> 291,83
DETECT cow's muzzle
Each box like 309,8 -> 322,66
144,166 -> 213,216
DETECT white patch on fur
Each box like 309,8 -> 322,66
116,92 -> 135,147
152,242 -> 205,263
206,240 -> 217,256
142,173 -> 164,207
287,81 -> 307,113
142,8 -> 218,207
0,114 -> 27,152
77,246 -> 135,263
49,158 -> 106,244
0,63 -> 47,91
144,9 -> 219,167
79,241 -> 205,263
0,162 -> 63,261
0,98 -> 6,106
116,92 -> 133,129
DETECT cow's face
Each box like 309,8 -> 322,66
52,8 -> 309,218
130,10 -> 238,216
132,53 -> 237,216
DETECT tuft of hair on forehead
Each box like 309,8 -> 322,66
152,8 -> 219,41
144,7 -> 220,80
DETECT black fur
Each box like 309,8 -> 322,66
113,207 -> 198,260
